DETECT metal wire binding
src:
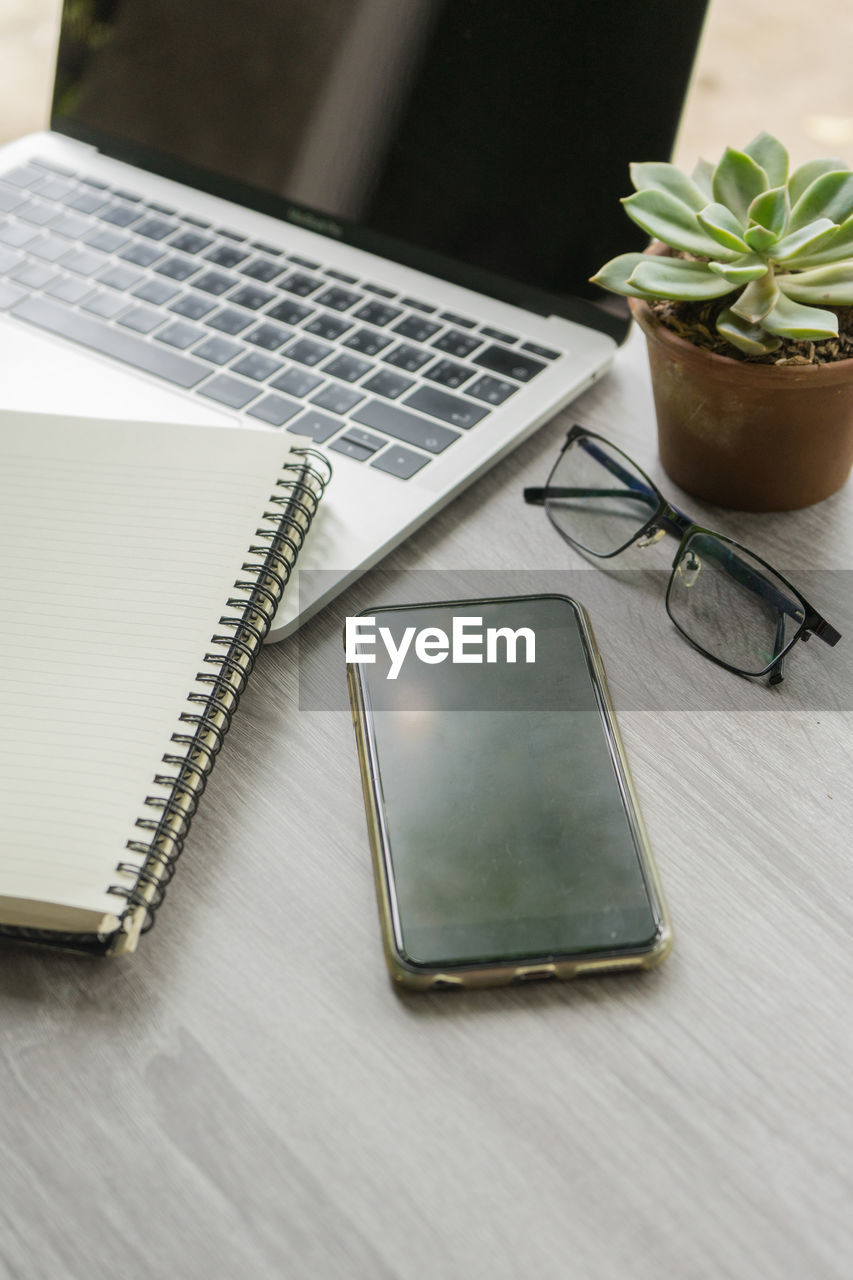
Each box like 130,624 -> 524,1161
106,448 -> 330,943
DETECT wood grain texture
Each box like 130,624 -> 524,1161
1,329 -> 851,1280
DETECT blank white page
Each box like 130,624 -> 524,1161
0,409 -> 296,927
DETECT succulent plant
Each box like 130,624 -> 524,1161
592,133 -> 853,356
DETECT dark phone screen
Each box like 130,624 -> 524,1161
356,597 -> 661,966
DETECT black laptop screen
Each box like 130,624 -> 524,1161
51,0 -> 706,308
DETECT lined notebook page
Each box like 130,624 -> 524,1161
0,409 -> 294,926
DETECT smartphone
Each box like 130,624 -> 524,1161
346,595 -> 671,989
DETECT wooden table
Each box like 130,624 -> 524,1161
2,328 -> 851,1280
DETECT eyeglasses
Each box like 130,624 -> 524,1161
524,425 -> 841,685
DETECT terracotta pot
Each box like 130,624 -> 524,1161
630,296 -> 853,511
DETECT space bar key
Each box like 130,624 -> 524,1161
11,295 -> 208,390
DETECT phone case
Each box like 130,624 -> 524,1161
347,595 -> 672,991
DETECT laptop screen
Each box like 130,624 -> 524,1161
51,0 -> 707,311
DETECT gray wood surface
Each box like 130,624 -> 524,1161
2,328 -> 851,1280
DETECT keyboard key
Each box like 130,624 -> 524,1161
244,321 -> 291,350
393,314 -> 441,343
270,367 -> 324,398
197,373 -> 260,409
193,268 -> 236,295
29,235 -> 73,263
135,215 -> 178,240
286,336 -> 333,366
156,319 -> 205,349
362,283 -> 396,299
281,271 -> 322,296
84,227 -> 131,254
193,335 -> 243,364
481,325 -> 518,344
205,243 -> 249,268
0,182 -> 25,212
403,385 -> 488,429
32,176 -> 75,201
215,227 -> 246,242
288,254 -> 320,270
351,400 -> 459,453
338,426 -> 384,451
286,410 -> 340,443
370,445 -> 429,480
79,175 -> 108,190
170,230 -> 213,254
466,374 -> 517,405
17,200 -> 58,227
522,341 -> 561,360
98,263 -> 144,291
81,289 -> 127,318
316,285 -> 361,311
231,350 -> 283,381
344,327 -> 392,356
65,189 -> 109,214
310,383 -> 365,415
44,274 -> 92,304
246,393 -> 301,427
206,306 -> 252,335
99,202 -> 141,227
439,310 -> 475,329
0,244 -> 22,273
423,358 -> 475,389
400,297 -> 436,313
325,267 -> 358,284
473,344 -> 547,382
169,292 -> 215,320
353,300 -> 401,327
3,165 -> 43,189
30,158 -> 76,178
0,279 -> 27,309
8,260 -> 58,289
113,188 -> 143,203
121,240 -> 166,267
363,369 -> 413,400
241,256 -> 283,283
304,311 -> 353,341
329,438 -> 373,463
267,298 -> 313,326
227,282 -> 274,311
118,305 -> 162,334
50,211 -> 93,239
12,294 -> 207,387
249,241 -> 281,256
383,342 -> 431,372
322,352 -> 372,383
59,247 -> 107,276
433,328 -> 483,358
155,254 -> 198,280
0,221 -> 38,248
146,200 -> 176,215
133,276 -> 180,305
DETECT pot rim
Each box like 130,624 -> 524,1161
629,294 -> 853,377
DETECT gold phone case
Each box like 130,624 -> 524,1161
347,595 -> 672,991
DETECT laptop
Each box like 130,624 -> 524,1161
0,0 -> 707,640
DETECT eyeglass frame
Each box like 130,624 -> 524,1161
523,424 -> 841,685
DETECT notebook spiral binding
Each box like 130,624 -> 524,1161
105,446 -> 332,952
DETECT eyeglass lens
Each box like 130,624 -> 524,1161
667,532 -> 806,675
546,435 -> 660,555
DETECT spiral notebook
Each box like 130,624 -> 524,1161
0,408 -> 330,955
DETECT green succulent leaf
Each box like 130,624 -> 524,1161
791,213 -> 853,267
628,256 -> 736,301
770,218 -> 838,262
629,162 -> 708,211
730,272 -> 779,323
744,224 -> 779,253
762,292 -> 839,341
707,254 -> 768,284
712,148 -> 768,223
621,190 -> 737,258
716,307 -> 782,355
697,202 -> 749,252
692,157 -> 715,200
743,132 -> 789,188
747,186 -> 789,236
788,157 -> 847,204
589,252 -> 657,298
775,262 -> 853,304
789,170 -> 853,231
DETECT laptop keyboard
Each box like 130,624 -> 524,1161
0,157 -> 564,479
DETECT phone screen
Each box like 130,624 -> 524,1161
353,596 -> 663,967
